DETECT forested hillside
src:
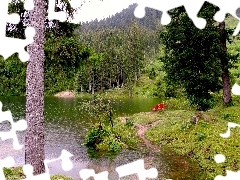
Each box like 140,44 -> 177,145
81,3 -> 162,30
1,3 -> 240,99
0,3 -> 163,97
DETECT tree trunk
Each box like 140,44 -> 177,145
89,82 -> 91,92
92,67 -> 95,95
53,0 -> 59,35
219,21 -> 232,105
25,0 -> 46,175
92,76 -> 95,95
117,78 -> 119,88
80,85 -> 83,92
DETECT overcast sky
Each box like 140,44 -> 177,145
71,0 -> 136,23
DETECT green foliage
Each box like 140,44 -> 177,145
159,3 -> 237,111
50,175 -> 73,180
82,95 -> 142,154
84,121 -> 125,153
80,95 -> 115,126
4,3 -> 240,101
3,167 -> 73,180
125,118 -> 134,127
78,20 -> 161,96
44,33 -> 91,95
180,122 -> 193,131
195,132 -> 207,141
1,19 -> 88,96
3,167 -> 26,180
142,100 -> 240,179
82,95 -> 123,152
0,55 -> 26,96
164,97 -> 192,111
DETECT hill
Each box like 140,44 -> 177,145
80,3 -> 162,31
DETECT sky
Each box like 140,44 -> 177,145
71,0 -> 137,23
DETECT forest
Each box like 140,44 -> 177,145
2,2 -> 240,180
0,4 -> 163,97
1,3 -> 240,103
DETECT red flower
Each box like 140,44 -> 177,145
151,103 -> 166,111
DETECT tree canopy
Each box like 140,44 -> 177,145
159,3 -> 238,110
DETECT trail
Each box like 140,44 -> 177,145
134,120 -> 162,152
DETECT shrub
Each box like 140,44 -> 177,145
84,123 -> 124,152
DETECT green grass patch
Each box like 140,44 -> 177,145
125,112 -> 160,125
3,167 -> 25,180
3,167 -> 73,180
113,118 -> 141,149
122,95 -> 240,179
143,105 -> 240,179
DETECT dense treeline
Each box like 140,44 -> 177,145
77,20 -> 161,96
0,4 -> 161,96
81,3 -> 162,31
1,2 -> 240,104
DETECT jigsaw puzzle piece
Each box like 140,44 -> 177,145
183,0 -> 207,29
6,13 -> 20,25
232,83 -> 240,95
24,0 -> 34,10
0,0 -> 35,62
0,26 -> 35,62
79,169 -> 109,180
0,101 -> 27,150
22,150 -> 73,180
207,0 -> 240,21
0,119 -> 27,150
44,149 -> 74,171
0,102 -> 12,123
233,7 -> 240,36
134,0 -> 206,28
0,0 -> 11,37
0,156 -> 15,180
115,159 -> 158,180
48,0 -> 67,22
207,0 -> 240,36
220,122 -> 240,138
233,21 -> 240,36
215,170 -> 240,180
134,0 -> 184,25
22,164 -> 51,180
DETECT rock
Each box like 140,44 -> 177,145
54,91 -> 75,98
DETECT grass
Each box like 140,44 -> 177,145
76,88 -> 129,99
3,167 -> 73,180
3,167 -> 25,180
112,117 -> 142,149
127,95 -> 240,179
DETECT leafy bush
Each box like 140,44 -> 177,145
80,95 -> 115,126
82,95 -> 125,153
164,97 -> 192,110
84,124 -> 124,152
0,55 -> 26,96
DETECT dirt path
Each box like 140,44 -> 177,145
134,120 -> 162,153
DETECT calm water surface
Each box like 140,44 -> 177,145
0,96 -> 201,180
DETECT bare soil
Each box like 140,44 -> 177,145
134,120 -> 162,153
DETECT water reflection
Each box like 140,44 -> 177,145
0,96 -> 200,179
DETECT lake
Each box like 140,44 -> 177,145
0,96 -> 201,179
